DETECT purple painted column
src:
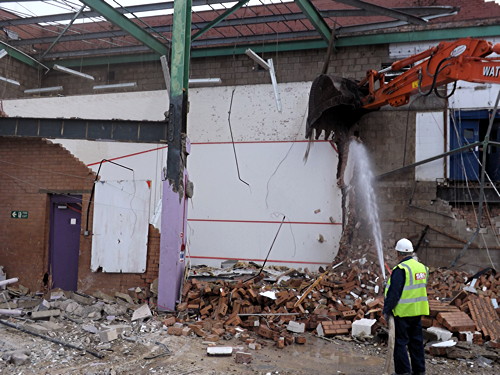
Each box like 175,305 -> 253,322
157,141 -> 190,311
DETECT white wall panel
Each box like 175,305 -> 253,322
187,141 -> 341,267
91,180 -> 151,273
416,112 -> 445,180
55,139 -> 166,221
188,83 -> 309,142
3,90 -> 168,121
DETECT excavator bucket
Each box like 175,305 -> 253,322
306,74 -> 368,140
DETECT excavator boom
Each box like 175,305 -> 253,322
306,38 -> 500,140
362,38 -> 500,109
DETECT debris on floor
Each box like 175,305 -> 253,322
0,261 -> 498,373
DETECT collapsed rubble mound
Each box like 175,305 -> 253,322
0,262 -> 499,373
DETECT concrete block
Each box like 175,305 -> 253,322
38,299 -> 51,311
351,318 -> 376,338
427,327 -> 453,342
131,304 -> 152,321
9,352 -> 30,366
235,351 -> 252,364
287,321 -> 305,333
115,292 -> 134,304
316,322 -> 324,337
70,292 -> 95,306
82,324 -> 99,334
106,324 -> 131,335
99,328 -> 118,343
50,290 -> 65,300
65,301 -> 85,316
207,346 -> 233,356
29,309 -> 61,320
17,298 -> 40,309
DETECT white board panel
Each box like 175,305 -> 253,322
187,221 -> 341,268
416,112 -> 445,181
91,180 -> 151,273
187,141 -> 342,268
56,139 -> 166,223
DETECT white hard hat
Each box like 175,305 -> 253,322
395,238 -> 414,253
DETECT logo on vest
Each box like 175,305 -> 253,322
415,272 -> 426,281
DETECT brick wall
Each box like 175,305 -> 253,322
0,57 -> 39,99
0,137 -> 160,293
0,44 -> 387,98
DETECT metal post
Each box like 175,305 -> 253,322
158,0 -> 192,311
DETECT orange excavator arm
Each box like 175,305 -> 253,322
306,38 -> 500,140
360,38 -> 500,110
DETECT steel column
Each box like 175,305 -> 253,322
158,0 -> 192,312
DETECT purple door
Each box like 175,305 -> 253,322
49,195 -> 82,291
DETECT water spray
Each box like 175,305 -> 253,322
345,140 -> 386,280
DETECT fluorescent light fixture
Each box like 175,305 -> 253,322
245,48 -> 270,71
160,55 -> 170,93
0,75 -> 20,86
0,49 -> 8,59
188,78 -> 222,87
53,64 -> 94,81
244,48 -> 282,112
24,86 -> 63,94
93,82 -> 137,90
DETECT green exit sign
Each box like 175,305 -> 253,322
11,211 -> 28,219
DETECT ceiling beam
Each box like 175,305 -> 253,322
294,0 -> 331,42
77,0 -> 168,55
334,0 -> 427,25
0,117 -> 168,143
0,40 -> 48,70
192,0 -> 250,41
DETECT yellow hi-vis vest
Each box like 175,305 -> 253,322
384,258 -> 430,317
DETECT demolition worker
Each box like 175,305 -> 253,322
383,238 -> 429,375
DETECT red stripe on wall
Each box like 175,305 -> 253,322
86,140 -> 337,166
188,218 -> 341,225
87,145 -> 167,166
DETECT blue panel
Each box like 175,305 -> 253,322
450,111 -> 480,181
450,109 -> 500,182
486,115 -> 500,181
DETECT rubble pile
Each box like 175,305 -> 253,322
176,262 -> 500,359
0,260 -> 498,370
177,261 -> 386,347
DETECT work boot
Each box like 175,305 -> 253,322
413,373 -> 425,375
391,373 -> 411,375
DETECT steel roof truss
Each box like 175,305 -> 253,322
294,0 -> 331,42
79,0 -> 168,56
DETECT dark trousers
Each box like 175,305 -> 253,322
393,316 -> 426,375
